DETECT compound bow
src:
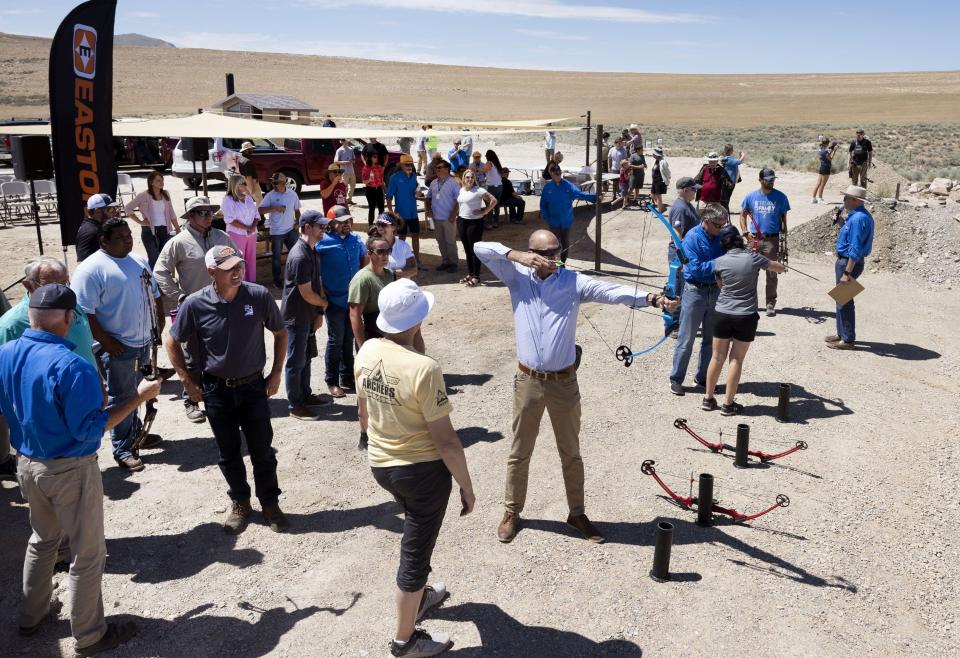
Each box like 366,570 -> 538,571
641,459 -> 790,524
132,269 -> 167,455
673,418 -> 808,463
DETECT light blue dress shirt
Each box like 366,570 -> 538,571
475,242 -> 651,372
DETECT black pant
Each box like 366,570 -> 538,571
502,196 -> 526,222
720,184 -> 736,211
201,374 -> 280,506
457,217 -> 485,277
372,460 -> 452,592
549,225 -> 571,263
365,186 -> 385,223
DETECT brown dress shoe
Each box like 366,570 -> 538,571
305,393 -> 333,407
262,504 -> 289,533
497,511 -> 520,543
223,500 -> 252,535
567,513 -> 605,543
824,334 -> 841,343
289,405 -> 319,420
826,340 -> 855,351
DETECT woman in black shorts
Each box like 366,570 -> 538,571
812,137 -> 839,204
703,225 -> 786,415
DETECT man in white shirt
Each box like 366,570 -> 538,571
259,173 -> 302,288
334,139 -> 357,202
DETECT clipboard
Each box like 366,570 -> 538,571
828,278 -> 864,305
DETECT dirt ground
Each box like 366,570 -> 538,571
1,141 -> 958,657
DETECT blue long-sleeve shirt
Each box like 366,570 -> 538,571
474,242 -> 651,371
836,206 -> 874,262
681,224 -> 723,284
539,179 -> 597,230
0,329 -> 108,459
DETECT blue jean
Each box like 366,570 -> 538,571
99,343 -> 150,460
835,257 -> 865,343
271,229 -> 299,285
670,282 -> 719,385
323,303 -> 354,387
141,226 -> 170,269
285,320 -> 317,408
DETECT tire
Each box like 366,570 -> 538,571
279,169 -> 303,193
186,177 -> 201,191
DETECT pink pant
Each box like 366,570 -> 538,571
230,231 -> 258,282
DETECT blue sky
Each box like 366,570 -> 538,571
2,0 -> 958,73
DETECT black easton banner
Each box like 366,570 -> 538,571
48,0 -> 117,246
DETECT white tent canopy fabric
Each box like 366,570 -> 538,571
0,112 -> 580,139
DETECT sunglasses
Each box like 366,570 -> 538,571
370,248 -> 391,256
708,221 -> 726,228
530,248 -> 561,258
193,210 -> 215,217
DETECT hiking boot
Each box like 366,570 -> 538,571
290,406 -> 319,421
824,334 -> 842,343
223,500 -> 252,535
497,511 -> 520,543
416,583 -> 449,621
0,456 -> 16,481
826,341 -> 855,351
138,433 -> 163,450
389,628 -> 452,657
702,397 -> 718,411
305,393 -> 333,407
184,400 -> 206,423
262,504 -> 289,533
670,381 -> 685,396
115,455 -> 144,472
566,513 -> 605,543
720,402 -> 744,417
74,621 -> 137,657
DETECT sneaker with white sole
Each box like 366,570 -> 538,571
416,583 -> 448,621
389,628 -> 452,657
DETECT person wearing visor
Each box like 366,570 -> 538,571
475,231 -> 675,545
539,164 -> 598,264
260,172 -> 302,288
75,193 -> 120,263
166,245 -> 288,535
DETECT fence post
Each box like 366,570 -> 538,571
594,123 -> 603,272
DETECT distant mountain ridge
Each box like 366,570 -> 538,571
115,33 -> 175,48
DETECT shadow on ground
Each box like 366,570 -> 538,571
735,381 -> 852,424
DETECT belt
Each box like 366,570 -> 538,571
686,280 -> 718,289
204,371 -> 262,388
518,362 -> 572,380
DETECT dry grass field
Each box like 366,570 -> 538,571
3,32 -> 960,127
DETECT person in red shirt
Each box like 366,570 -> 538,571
694,152 -> 734,206
321,164 -> 349,215
361,155 -> 386,224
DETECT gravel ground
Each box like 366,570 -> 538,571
1,143 -> 958,657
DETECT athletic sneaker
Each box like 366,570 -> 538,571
670,381 -> 685,396
416,583 -> 448,621
720,402 -> 744,416
389,628 -> 452,657
766,306 -> 776,317
702,397 -> 718,411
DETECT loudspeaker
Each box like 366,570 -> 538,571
180,137 -> 208,162
11,135 -> 54,180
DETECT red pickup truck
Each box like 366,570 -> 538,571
248,138 -> 403,192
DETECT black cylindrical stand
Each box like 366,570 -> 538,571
649,521 -> 674,582
696,473 -> 714,526
734,423 -> 750,468
776,383 -> 791,423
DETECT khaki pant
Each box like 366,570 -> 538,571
433,219 -> 459,266
244,175 -> 263,205
343,173 -> 357,202
17,454 -> 107,649
416,150 -> 427,174
849,162 -> 869,188
504,369 -> 584,516
757,234 -> 780,308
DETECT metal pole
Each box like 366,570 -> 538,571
201,159 -> 209,199
30,180 -> 43,255
584,110 -> 591,167
734,423 -> 750,468
649,521 -> 674,582
696,473 -> 714,527
594,123 -> 603,272
776,383 -> 791,423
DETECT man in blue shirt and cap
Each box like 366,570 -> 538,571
0,283 -> 159,656
539,164 -> 599,263
826,185 -> 875,350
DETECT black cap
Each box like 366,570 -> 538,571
676,176 -> 701,191
28,283 -> 76,311
759,167 -> 777,181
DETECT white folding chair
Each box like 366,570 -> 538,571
0,181 -> 31,225
32,179 -> 57,217
116,172 -> 135,206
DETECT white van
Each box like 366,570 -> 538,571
171,137 -> 278,188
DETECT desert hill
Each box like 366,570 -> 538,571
114,33 -> 176,48
1,32 -> 959,126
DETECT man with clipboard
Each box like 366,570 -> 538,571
826,186 -> 874,350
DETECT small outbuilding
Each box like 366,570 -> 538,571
212,93 -> 319,124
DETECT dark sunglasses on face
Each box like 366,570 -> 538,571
530,248 -> 560,258
371,248 -> 391,256
708,221 -> 726,228
194,210 -> 215,217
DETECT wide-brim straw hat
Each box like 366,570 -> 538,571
843,185 -> 868,201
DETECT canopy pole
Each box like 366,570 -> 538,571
594,123 -> 603,272
584,110 -> 591,167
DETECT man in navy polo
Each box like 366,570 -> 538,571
386,154 -> 422,265
669,203 -> 726,396
0,284 -> 158,656
316,205 -> 367,398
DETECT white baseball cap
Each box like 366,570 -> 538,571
376,279 -> 435,334
87,193 -> 119,210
